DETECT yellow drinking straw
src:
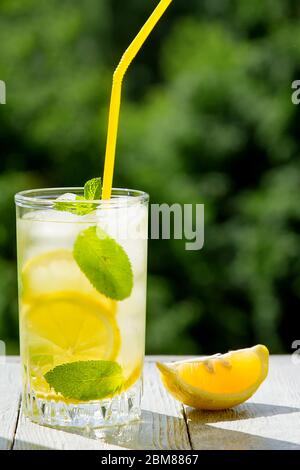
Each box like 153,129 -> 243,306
102,0 -> 174,200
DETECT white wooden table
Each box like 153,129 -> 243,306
1,356 -> 300,450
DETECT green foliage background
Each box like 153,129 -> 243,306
0,0 -> 300,354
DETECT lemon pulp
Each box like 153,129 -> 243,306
177,350 -> 263,394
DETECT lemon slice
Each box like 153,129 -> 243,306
22,291 -> 120,398
156,345 -> 269,410
20,249 -> 143,399
21,249 -> 116,314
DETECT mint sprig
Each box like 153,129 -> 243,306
44,360 -> 123,401
54,177 -> 133,301
54,177 -> 102,215
73,226 -> 133,301
84,177 -> 102,200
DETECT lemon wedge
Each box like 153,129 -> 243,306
156,345 -> 269,410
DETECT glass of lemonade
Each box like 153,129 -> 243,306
15,187 -> 148,428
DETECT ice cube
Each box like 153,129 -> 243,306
95,204 -> 148,278
19,207 -> 91,257
55,192 -> 77,202
95,204 -> 148,241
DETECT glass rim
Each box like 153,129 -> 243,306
15,187 -> 149,209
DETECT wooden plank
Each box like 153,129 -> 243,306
147,355 -> 193,362
134,362 -> 191,450
0,362 -> 21,450
7,355 -> 300,450
185,356 -> 300,450
13,411 -> 128,450
13,362 -> 191,450
6,356 -> 20,363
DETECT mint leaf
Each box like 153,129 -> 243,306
84,177 -> 101,200
54,196 -> 95,216
54,178 -> 102,215
73,226 -> 133,301
44,360 -> 123,401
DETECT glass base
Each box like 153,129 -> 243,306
23,379 -> 142,429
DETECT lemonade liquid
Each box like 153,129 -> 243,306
16,188 -> 148,427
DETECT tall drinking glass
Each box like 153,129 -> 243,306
15,188 -> 148,428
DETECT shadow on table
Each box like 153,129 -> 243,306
7,403 -> 300,450
71,403 -> 300,450
6,410 -> 188,450
184,402 -> 300,450
185,425 -> 300,450
75,409 -> 189,450
185,402 -> 300,423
